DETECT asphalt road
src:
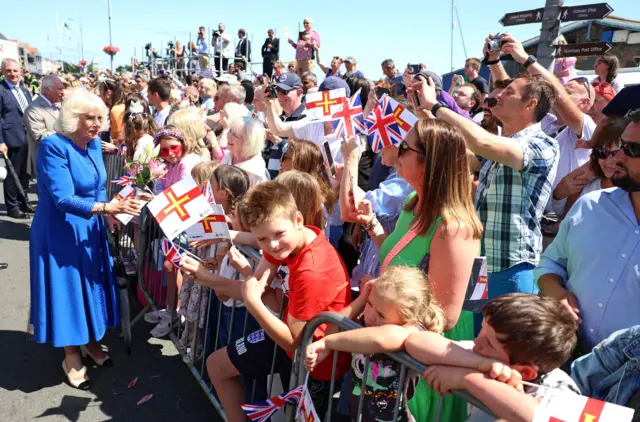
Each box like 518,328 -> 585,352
0,175 -> 221,422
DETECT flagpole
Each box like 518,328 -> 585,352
107,0 -> 114,73
79,14 -> 85,62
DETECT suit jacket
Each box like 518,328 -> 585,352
235,38 -> 251,62
261,37 -> 279,62
0,79 -> 32,148
24,95 -> 59,176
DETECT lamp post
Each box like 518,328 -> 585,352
107,0 -> 114,73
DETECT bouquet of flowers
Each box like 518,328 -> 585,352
103,45 -> 120,56
124,143 -> 166,198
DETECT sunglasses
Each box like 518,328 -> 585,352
570,77 -> 591,101
619,138 -> 640,158
159,144 -> 183,157
484,97 -> 498,108
592,146 -> 619,159
398,140 -> 423,157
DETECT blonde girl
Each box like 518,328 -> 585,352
305,266 -> 445,422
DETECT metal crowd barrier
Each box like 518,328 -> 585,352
103,151 -> 126,201
291,312 -> 498,422
133,206 -> 288,420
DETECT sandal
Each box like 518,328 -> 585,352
62,355 -> 91,390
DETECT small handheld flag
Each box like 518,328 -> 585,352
305,88 -> 347,121
186,204 -> 231,241
365,94 -> 417,152
111,174 -> 132,186
241,385 -> 303,422
332,89 -> 366,139
147,178 -> 215,240
109,185 -> 136,225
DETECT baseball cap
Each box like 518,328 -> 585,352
344,56 -> 357,65
214,73 -> 239,85
415,70 -> 443,91
319,76 -> 351,98
274,72 -> 302,91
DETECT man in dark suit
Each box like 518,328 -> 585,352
261,29 -> 279,78
0,58 -> 33,219
235,28 -> 251,67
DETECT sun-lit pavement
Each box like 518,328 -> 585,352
0,172 -> 221,422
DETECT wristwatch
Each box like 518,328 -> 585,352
430,102 -> 448,117
523,55 -> 537,69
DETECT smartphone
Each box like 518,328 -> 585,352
375,87 -> 391,98
412,91 -> 421,108
408,64 -> 422,74
267,84 -> 278,99
322,141 -> 335,177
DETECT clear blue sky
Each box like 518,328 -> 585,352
3,0 -> 638,78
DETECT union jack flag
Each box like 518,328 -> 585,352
161,239 -> 185,269
111,174 -> 132,186
201,181 -> 215,204
241,385 -> 304,422
332,89 -> 366,139
365,95 -> 415,152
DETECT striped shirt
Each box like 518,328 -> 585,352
475,123 -> 559,273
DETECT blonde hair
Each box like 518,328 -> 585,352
198,78 -> 217,97
54,88 -> 109,137
374,266 -> 446,333
166,108 -> 205,154
191,161 -> 218,186
276,170 -> 325,229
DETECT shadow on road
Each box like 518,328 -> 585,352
0,219 -> 31,241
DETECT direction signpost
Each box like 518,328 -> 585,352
499,2 -> 613,26
560,3 -> 613,22
497,1 -> 614,68
555,42 -> 612,57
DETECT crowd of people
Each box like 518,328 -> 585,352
1,15 -> 639,422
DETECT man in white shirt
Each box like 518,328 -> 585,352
148,78 -> 172,127
212,23 -> 232,76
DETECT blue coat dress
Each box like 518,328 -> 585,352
29,133 -> 119,347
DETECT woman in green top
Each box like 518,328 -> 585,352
358,119 -> 483,422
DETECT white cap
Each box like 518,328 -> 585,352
214,74 -> 239,85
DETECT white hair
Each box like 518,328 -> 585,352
227,84 -> 246,104
53,88 -> 108,137
1,58 -> 19,70
41,75 -> 62,93
199,78 -> 217,97
228,112 -> 265,159
222,102 -> 249,121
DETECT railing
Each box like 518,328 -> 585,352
292,312 -> 498,422
103,151 -> 496,421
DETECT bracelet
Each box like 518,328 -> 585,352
363,214 -> 382,235
102,202 -> 107,215
486,59 -> 500,65
431,103 -> 444,117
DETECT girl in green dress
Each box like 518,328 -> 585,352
357,119 -> 483,422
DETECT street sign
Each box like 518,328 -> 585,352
499,8 -> 544,26
560,3 -> 613,22
555,42 -> 612,57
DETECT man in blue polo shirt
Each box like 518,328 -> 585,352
381,58 -> 405,99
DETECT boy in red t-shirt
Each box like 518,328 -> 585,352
182,181 -> 351,422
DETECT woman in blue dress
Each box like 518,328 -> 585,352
29,88 -> 141,389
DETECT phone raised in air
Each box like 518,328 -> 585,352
322,141 -> 335,178
408,64 -> 422,74
267,84 -> 278,99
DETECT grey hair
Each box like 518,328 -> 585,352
41,75 -> 62,93
301,72 -> 318,86
381,59 -> 395,68
53,88 -> 108,137
1,58 -> 19,70
227,84 -> 246,104
228,113 -> 266,159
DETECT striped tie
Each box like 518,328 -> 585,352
14,86 -> 28,112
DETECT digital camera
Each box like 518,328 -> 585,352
487,33 -> 507,52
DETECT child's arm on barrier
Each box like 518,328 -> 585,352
422,365 -> 536,422
405,331 -> 499,372
305,324 -> 418,372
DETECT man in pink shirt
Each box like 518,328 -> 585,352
288,17 -> 320,75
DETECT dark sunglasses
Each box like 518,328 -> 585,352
619,138 -> 640,158
570,77 -> 591,100
398,140 -> 423,157
484,97 -> 498,108
592,146 -> 619,159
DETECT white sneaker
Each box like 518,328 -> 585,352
150,318 -> 173,338
144,309 -> 167,324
